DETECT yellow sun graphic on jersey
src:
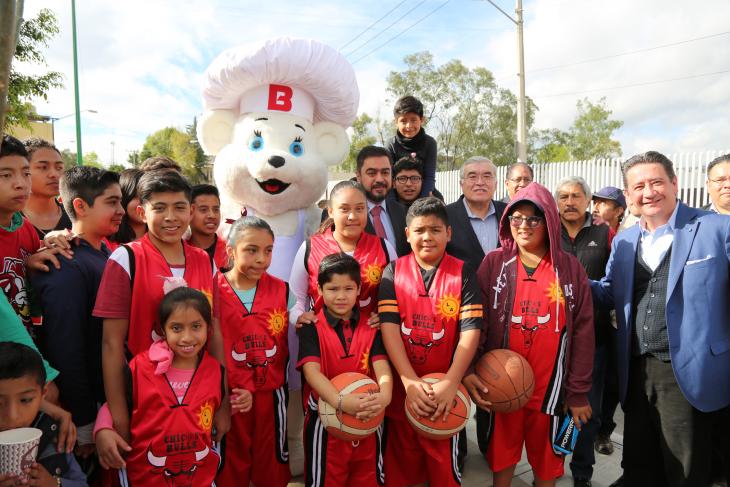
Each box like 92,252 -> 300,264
200,288 -> 213,307
267,309 -> 287,337
197,401 -> 214,433
363,264 -> 383,285
436,294 -> 460,320
359,348 -> 371,375
545,281 -> 565,305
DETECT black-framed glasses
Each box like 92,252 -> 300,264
508,215 -> 544,228
395,175 -> 422,184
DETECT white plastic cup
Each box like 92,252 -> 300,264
0,428 -> 43,479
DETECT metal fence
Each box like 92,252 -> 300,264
435,150 -> 729,207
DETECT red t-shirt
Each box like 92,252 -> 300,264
0,215 -> 41,329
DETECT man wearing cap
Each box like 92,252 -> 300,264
705,154 -> 730,215
592,186 -> 626,234
502,161 -> 534,202
555,176 -> 612,487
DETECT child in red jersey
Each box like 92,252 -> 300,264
215,216 -> 294,487
298,253 -> 393,487
94,169 -> 223,444
95,287 -> 223,486
188,184 -> 230,272
378,197 -> 483,487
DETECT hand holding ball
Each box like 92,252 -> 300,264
473,349 -> 535,413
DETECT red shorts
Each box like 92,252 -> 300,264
383,417 -> 463,487
303,400 -> 382,487
216,387 -> 290,487
486,407 -> 564,480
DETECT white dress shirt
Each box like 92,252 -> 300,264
367,199 -> 397,248
639,202 -> 679,271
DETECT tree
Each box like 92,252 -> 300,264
139,123 -> 207,183
6,9 -> 63,128
108,163 -> 125,173
386,51 -> 538,169
127,150 -> 141,168
60,149 -> 102,168
533,97 -> 623,162
337,113 -> 376,173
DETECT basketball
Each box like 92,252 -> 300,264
475,349 -> 535,413
318,372 -> 384,441
405,372 -> 471,440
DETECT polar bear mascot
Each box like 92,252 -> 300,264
197,37 -> 359,280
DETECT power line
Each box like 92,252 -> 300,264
339,0 -> 409,51
351,0 -> 452,65
344,0 -> 428,58
532,68 -> 730,98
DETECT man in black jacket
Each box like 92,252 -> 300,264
556,176 -> 612,487
446,156 -> 506,274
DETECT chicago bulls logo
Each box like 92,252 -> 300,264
511,312 -> 551,347
231,334 -> 277,387
147,444 -> 210,487
400,321 -> 445,365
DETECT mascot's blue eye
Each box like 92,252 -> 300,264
249,134 -> 264,152
289,139 -> 304,157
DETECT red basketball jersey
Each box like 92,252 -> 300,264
126,350 -> 221,487
388,253 -> 464,420
0,216 -> 40,329
126,235 -> 214,356
216,272 -> 289,392
212,235 -> 230,271
306,229 -> 388,315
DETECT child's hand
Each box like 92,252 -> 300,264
429,377 -> 459,422
0,474 -> 22,487
569,404 -> 592,431
366,312 -> 381,329
213,406 -> 231,441
41,229 -> 75,259
96,428 -> 131,469
230,388 -> 253,414
355,391 -> 391,421
40,400 -> 76,453
462,373 -> 492,411
340,393 -> 369,416
24,462 -> 57,487
404,378 -> 436,418
296,311 -> 317,329
26,248 -> 62,272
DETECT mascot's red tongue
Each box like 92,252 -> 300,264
257,178 -> 290,195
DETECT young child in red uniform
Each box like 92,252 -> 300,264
378,197 -> 483,487
298,253 -> 393,487
188,184 -> 230,272
94,169 -> 222,444
215,216 -> 294,487
463,183 -> 594,487
94,287 -> 223,487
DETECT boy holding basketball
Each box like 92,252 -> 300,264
297,253 -> 393,487
463,183 -> 594,487
378,197 -> 483,487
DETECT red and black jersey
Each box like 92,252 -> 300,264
126,350 -> 222,487
306,228 -> 389,315
211,235 -> 230,272
0,215 -> 40,330
215,272 -> 289,392
126,235 -> 214,356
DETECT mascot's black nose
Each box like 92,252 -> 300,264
268,155 -> 285,168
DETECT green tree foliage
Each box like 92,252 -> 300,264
533,97 -> 623,162
7,9 -> 64,128
338,113 -> 376,173
127,150 -> 140,168
108,163 -> 125,173
386,51 -> 537,169
139,122 -> 208,183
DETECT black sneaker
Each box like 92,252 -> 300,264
574,480 -> 592,487
609,475 -> 624,487
595,434 -> 614,455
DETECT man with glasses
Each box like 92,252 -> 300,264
704,154 -> 730,215
503,161 -> 534,202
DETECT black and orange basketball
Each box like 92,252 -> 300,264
475,349 -> 535,413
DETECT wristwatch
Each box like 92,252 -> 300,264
54,475 -> 62,486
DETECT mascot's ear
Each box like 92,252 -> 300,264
313,121 -> 349,167
197,110 -> 237,155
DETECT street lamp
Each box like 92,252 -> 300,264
49,109 -> 97,153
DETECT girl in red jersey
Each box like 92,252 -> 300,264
94,286 -> 223,487
215,216 -> 294,487
298,253 -> 393,487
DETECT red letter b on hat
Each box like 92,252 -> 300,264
268,84 -> 293,112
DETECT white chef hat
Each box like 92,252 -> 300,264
201,37 -> 359,127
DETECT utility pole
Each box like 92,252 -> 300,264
71,0 -> 82,165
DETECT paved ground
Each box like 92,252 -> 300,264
288,407 -> 626,486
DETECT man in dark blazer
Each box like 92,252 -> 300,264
446,156 -> 506,274
592,151 -> 730,487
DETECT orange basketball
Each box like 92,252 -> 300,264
405,372 -> 471,440
318,372 -> 384,441
475,349 -> 535,413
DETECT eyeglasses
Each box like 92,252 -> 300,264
709,177 -> 730,186
395,175 -> 422,184
508,215 -> 544,228
508,177 -> 532,184
463,173 -> 495,183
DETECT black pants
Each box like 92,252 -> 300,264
622,355 -> 725,487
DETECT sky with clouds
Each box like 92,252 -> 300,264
17,0 -> 730,166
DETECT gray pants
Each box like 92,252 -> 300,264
622,355 -> 727,487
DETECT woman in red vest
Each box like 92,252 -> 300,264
214,216 -> 292,487
94,286 -> 223,486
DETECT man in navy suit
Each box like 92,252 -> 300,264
592,151 -> 730,487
